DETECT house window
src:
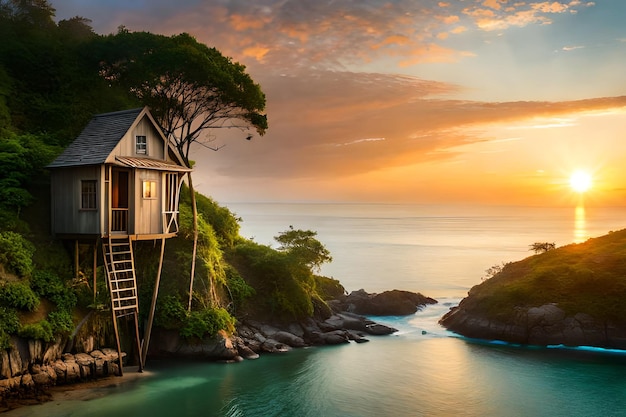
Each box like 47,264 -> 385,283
142,180 -> 157,199
136,135 -> 147,154
81,180 -> 97,210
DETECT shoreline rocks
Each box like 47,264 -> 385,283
148,289 -> 437,361
440,301 -> 626,349
1,289 -> 437,405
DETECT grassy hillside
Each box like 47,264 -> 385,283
462,229 -> 626,323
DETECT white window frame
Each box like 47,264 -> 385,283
136,135 -> 147,155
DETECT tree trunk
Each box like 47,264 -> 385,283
187,172 -> 199,311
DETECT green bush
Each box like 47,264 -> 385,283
225,266 -> 255,308
0,306 -> 20,349
155,294 -> 187,329
31,270 -> 77,311
0,231 -> 35,276
180,307 -> 235,340
314,275 -> 345,300
0,281 -> 39,311
18,320 -> 54,342
47,310 -> 74,335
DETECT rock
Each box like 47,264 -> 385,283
272,331 -> 306,348
337,289 -> 437,316
320,331 -> 350,345
441,301 -> 626,349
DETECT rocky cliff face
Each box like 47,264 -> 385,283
440,301 -> 626,349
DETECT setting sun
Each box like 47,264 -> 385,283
570,170 -> 592,193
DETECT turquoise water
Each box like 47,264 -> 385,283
9,204 -> 626,417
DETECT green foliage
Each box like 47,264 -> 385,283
0,306 -> 20,349
464,229 -> 626,322
0,231 -> 35,276
230,240 -> 314,319
154,294 -> 187,330
18,320 -> 54,342
275,226 -> 332,273
180,307 -> 235,340
94,30 -> 267,164
224,265 -> 255,308
313,275 -> 346,300
0,280 -> 39,311
180,186 -> 241,248
31,270 -> 77,311
47,310 -> 73,335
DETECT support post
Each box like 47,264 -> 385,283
93,239 -> 98,304
74,240 -> 79,280
141,237 -> 166,366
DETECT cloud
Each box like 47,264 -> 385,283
198,67 -> 626,181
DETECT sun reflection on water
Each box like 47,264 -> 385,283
574,205 -> 587,243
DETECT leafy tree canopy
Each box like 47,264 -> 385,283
94,29 -> 267,165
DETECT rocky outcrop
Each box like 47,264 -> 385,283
440,302 -> 626,349
331,289 -> 438,316
151,289 -> 437,361
0,341 -> 124,408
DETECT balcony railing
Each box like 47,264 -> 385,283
112,208 -> 128,233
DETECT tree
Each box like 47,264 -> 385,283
96,30 -> 267,310
275,227 -> 333,274
529,242 -> 556,254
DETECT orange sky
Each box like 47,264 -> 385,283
52,0 -> 626,206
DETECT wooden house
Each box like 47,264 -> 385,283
47,107 -> 191,375
47,107 -> 190,240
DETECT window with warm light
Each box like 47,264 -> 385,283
142,180 -> 156,199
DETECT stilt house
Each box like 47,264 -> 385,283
47,106 -> 190,239
47,107 -> 191,375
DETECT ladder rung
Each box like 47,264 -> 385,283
111,288 -> 136,294
112,269 -> 134,273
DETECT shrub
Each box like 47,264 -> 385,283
154,294 -> 187,329
0,281 -> 39,311
18,320 -> 54,342
0,231 -> 35,276
0,306 -> 20,349
224,266 -> 255,308
47,310 -> 74,335
180,307 -> 235,340
31,270 -> 77,311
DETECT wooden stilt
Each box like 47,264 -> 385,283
141,237 -> 166,366
74,240 -> 79,280
93,239 -> 98,305
133,311 -> 143,372
111,308 -> 124,377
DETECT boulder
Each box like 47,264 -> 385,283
338,289 -> 437,316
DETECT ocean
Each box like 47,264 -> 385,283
8,203 -> 626,417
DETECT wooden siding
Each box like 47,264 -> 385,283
107,116 -> 165,161
134,169 -> 162,235
51,166 -> 102,235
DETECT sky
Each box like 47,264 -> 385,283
51,0 -> 626,206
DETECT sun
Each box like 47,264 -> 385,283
569,170 -> 592,193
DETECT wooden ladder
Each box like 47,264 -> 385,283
102,235 -> 143,375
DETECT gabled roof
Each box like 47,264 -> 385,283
47,107 -> 185,169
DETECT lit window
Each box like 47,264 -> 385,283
136,135 -> 147,154
142,181 -> 156,199
81,180 -> 97,209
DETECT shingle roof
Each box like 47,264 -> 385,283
47,108 -> 145,168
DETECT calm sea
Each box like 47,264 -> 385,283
9,203 -> 626,417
